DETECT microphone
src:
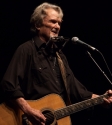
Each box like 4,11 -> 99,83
50,36 -> 65,42
45,36 -> 69,51
51,36 -> 69,50
46,36 -> 64,48
71,37 -> 98,51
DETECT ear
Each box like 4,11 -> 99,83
35,26 -> 40,31
35,24 -> 41,31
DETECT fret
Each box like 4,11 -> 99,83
55,94 -> 109,120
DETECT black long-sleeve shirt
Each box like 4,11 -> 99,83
1,36 -> 92,103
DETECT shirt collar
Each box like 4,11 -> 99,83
32,36 -> 46,49
32,35 -> 62,55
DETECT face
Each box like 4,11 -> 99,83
36,8 -> 62,42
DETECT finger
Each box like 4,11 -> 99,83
106,90 -> 112,94
39,113 -> 46,121
103,98 -> 111,103
35,114 -> 46,124
41,122 -> 45,125
108,97 -> 112,102
108,90 -> 112,94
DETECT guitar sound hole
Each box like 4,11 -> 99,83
42,110 -> 55,125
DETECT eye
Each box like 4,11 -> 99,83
50,19 -> 62,26
50,20 -> 57,24
58,21 -> 62,26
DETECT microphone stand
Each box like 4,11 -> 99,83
87,51 -> 112,86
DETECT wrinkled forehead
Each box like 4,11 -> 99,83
44,8 -> 62,19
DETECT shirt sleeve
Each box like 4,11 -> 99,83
70,76 -> 93,103
1,44 -> 29,100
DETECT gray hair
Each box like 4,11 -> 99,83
30,2 -> 63,34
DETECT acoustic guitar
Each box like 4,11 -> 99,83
0,93 -> 108,125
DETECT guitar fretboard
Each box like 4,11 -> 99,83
55,94 -> 108,120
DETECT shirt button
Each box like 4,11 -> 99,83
53,68 -> 54,70
39,67 -> 41,70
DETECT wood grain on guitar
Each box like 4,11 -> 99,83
0,94 -> 71,125
0,93 -> 108,125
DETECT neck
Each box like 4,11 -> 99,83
37,34 -> 50,43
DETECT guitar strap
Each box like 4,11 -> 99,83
56,52 -> 71,105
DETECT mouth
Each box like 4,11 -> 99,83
50,29 -> 59,37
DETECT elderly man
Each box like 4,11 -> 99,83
1,2 -> 112,125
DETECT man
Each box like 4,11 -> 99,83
1,2 -> 112,125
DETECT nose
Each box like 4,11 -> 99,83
55,22 -> 60,29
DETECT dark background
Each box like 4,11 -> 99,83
0,0 -> 112,124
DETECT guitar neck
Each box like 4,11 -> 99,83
55,94 -> 108,120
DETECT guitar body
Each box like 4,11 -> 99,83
0,94 -> 72,125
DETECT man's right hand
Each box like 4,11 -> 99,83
14,97 -> 46,125
24,107 -> 46,125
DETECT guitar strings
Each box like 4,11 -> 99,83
44,112 -> 55,123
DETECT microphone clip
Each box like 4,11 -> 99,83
50,36 -> 69,50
